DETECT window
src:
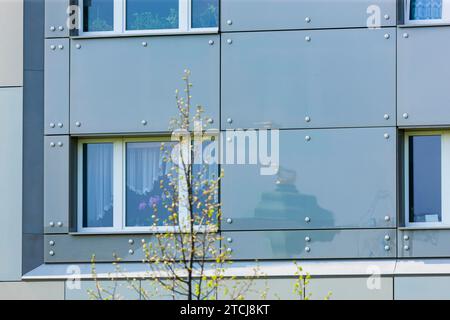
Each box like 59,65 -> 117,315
79,0 -> 219,35
405,131 -> 450,227
405,0 -> 450,23
77,137 -> 217,232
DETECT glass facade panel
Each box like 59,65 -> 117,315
83,0 -> 114,32
126,0 -> 179,30
83,143 -> 114,228
409,135 -> 442,223
410,0 -> 443,20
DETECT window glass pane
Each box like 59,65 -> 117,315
126,0 -> 179,30
83,0 -> 114,32
126,142 -> 177,227
191,0 -> 219,28
83,143 -> 114,228
409,135 -> 442,223
410,0 -> 442,20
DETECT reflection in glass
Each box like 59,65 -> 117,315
410,0 -> 442,20
191,0 -> 219,28
126,142 -> 176,227
83,143 -> 114,228
126,0 -> 179,30
83,0 -> 114,32
409,135 -> 442,223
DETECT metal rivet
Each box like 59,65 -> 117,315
384,245 -> 390,251
384,14 -> 390,20
57,221 -> 63,227
227,238 -> 233,243
403,113 -> 409,119
75,44 -> 81,49
227,19 -> 233,25
403,33 -> 409,39
75,121 -> 81,127
49,240 -> 55,246
305,116 -> 311,123
49,250 -> 55,256
50,123 -> 55,128
384,114 -> 390,120
142,41 -> 148,47
305,135 -> 311,142
58,45 -> 64,50
208,40 -> 214,45
305,17 -> 311,23
305,217 -> 311,223
227,39 -> 233,45
128,239 -> 134,245
226,137 -> 232,143
384,34 -> 390,39
128,249 -> 134,255
57,123 -> 63,128
384,133 -> 390,140
50,142 -> 56,148
207,118 -> 214,124
404,235 -> 409,241
141,120 -> 148,126
49,221 -> 55,227
50,45 -> 56,50
226,248 -> 233,253
305,36 -> 311,42
384,215 -> 390,221
404,245 -> 410,251
227,118 -> 233,124
384,235 -> 390,241
226,218 -> 233,224
305,247 -> 311,253
50,26 -> 56,32
275,180 -> 281,185
57,142 -> 63,147
141,239 -> 146,244
305,236 -> 311,242
58,26 -> 64,31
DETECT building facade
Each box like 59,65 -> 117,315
1,0 -> 450,299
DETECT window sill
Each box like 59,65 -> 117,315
398,226 -> 450,231
398,22 -> 450,28
71,29 -> 219,40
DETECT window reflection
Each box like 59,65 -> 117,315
409,135 -> 442,223
83,0 -> 114,32
83,143 -> 114,228
191,0 -> 219,28
126,0 -> 179,30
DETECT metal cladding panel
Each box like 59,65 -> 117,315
223,229 -> 396,260
45,234 -> 219,263
221,0 -> 396,32
70,36 -> 219,134
398,230 -> 450,258
398,27 -> 450,126
44,136 -> 70,234
45,39 -> 70,135
222,128 -> 397,231
222,28 -> 396,130
45,0 -> 70,38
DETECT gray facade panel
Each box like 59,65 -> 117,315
221,0 -> 396,32
222,128 -> 397,231
45,38 -> 69,135
70,35 -> 219,134
45,0 -> 70,38
44,136 -> 70,234
398,26 -> 450,126
222,28 -> 396,130
223,229 -> 396,260
398,230 -> 450,258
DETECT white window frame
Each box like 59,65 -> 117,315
78,137 -> 191,233
405,0 -> 450,24
404,131 -> 450,228
78,0 -> 219,36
